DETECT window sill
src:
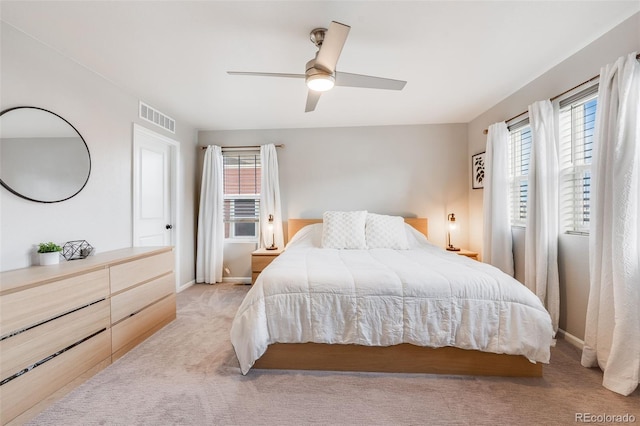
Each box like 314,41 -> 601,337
563,231 -> 589,237
224,239 -> 259,244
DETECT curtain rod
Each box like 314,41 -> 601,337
201,144 -> 284,150
482,52 -> 640,135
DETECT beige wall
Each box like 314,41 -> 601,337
0,23 -> 199,288
467,12 -> 640,340
199,123 -> 469,279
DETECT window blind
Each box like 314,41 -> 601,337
559,88 -> 597,234
508,120 -> 531,226
222,151 -> 261,238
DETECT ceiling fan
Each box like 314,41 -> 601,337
227,21 -> 407,112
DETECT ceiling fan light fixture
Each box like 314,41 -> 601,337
306,74 -> 335,92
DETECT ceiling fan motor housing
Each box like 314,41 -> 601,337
305,58 -> 332,76
305,58 -> 335,91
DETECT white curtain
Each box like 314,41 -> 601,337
259,144 -> 284,249
483,122 -> 514,276
525,100 -> 560,333
196,145 -> 224,284
581,52 -> 640,396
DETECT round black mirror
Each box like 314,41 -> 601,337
0,106 -> 91,203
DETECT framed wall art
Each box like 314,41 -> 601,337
472,152 -> 485,189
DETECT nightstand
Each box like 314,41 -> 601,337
455,249 -> 479,260
251,247 -> 284,284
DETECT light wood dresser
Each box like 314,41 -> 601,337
0,247 -> 176,425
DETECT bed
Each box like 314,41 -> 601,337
230,213 -> 554,377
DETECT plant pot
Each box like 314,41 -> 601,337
39,251 -> 60,265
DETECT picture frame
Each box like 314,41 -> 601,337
472,152 -> 485,189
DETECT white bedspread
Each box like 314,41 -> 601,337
231,224 -> 554,374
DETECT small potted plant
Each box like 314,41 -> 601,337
38,242 -> 62,265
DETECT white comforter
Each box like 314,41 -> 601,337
231,224 -> 554,374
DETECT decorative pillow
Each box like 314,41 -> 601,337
365,213 -> 409,249
321,211 -> 368,249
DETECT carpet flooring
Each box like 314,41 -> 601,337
28,283 -> 639,425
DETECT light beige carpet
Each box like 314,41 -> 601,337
28,283 -> 639,425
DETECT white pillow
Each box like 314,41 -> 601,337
365,213 -> 409,249
321,211 -> 368,249
287,223 -> 323,248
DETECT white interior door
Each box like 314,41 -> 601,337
133,125 -> 175,247
133,124 -> 182,292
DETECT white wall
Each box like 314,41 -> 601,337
199,123 -> 469,279
0,23 -> 198,288
467,12 -> 640,340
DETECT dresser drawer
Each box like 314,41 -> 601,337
0,268 -> 109,337
0,330 -> 111,425
110,251 -> 174,294
111,294 -> 176,359
0,300 -> 110,382
111,273 -> 174,324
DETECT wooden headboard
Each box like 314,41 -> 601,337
286,218 -> 428,243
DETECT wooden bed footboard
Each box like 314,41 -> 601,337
253,343 -> 543,377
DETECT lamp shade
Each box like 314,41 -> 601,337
448,213 -> 457,231
266,214 -> 277,250
446,213 -> 459,251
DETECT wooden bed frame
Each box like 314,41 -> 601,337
252,218 -> 543,377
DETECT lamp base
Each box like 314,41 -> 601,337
446,246 -> 460,252
266,245 -> 278,251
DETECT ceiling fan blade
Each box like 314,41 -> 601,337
227,71 -> 305,79
335,72 -> 407,90
315,21 -> 350,73
305,90 -> 322,112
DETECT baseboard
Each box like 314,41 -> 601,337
177,280 -> 195,293
557,328 -> 585,350
222,276 -> 251,285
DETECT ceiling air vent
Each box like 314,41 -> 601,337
139,102 -> 175,134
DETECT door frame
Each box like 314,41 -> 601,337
132,123 -> 181,292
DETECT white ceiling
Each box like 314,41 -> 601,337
1,1 -> 638,131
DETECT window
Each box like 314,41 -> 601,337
559,85 -> 598,234
223,151 -> 260,239
508,120 -> 532,226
